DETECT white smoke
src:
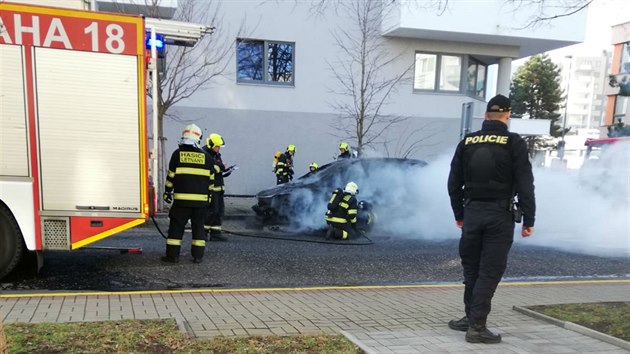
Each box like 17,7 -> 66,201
286,142 -> 629,258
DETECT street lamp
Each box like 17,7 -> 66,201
559,55 -> 573,159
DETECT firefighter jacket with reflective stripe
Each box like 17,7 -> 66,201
165,145 -> 215,207
202,147 -> 229,192
275,152 -> 294,178
447,120 -> 536,226
338,150 -> 351,159
325,189 -> 358,225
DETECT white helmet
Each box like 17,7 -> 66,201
344,181 -> 359,195
180,124 -> 202,146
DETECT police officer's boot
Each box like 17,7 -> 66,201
448,316 -> 469,331
465,324 -> 501,344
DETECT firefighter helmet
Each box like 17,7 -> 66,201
181,124 -> 202,145
309,162 -> 318,171
339,142 -> 349,151
344,181 -> 359,195
207,133 -> 225,148
287,144 -> 296,153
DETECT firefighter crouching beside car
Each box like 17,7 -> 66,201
275,144 -> 296,184
162,124 -> 214,264
325,182 -> 359,240
203,133 -> 231,242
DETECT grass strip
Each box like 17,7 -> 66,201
5,319 -> 362,354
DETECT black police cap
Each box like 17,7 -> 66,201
486,94 -> 511,112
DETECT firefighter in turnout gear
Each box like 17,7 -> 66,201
275,144 -> 295,184
324,182 -> 359,240
162,124 -> 215,264
447,94 -> 536,344
309,162 -> 318,172
338,142 -> 351,159
202,133 -> 231,242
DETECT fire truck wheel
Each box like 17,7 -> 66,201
0,204 -> 24,280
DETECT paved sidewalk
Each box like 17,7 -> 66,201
1,281 -> 629,353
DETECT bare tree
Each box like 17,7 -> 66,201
507,0 -> 594,29
115,0 -> 243,209
328,0 -> 413,156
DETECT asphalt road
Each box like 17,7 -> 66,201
2,213 -> 629,292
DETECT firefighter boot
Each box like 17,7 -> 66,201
193,257 -> 203,264
465,325 -> 501,344
161,255 -> 179,263
448,316 -> 469,331
325,226 -> 333,240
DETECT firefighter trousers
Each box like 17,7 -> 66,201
204,191 -> 225,236
166,205 -> 207,260
459,200 -> 514,327
326,223 -> 354,240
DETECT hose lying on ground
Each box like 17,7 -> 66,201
152,215 -> 373,245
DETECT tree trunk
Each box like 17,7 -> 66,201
0,312 -> 8,354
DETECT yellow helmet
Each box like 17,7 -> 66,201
287,144 -> 296,153
207,133 -> 225,148
309,162 -> 318,170
181,124 -> 202,145
344,181 -> 359,195
274,151 -> 282,159
339,142 -> 349,151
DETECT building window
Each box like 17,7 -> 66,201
414,52 -> 461,92
620,42 -> 630,74
614,96 -> 628,119
237,39 -> 294,85
467,58 -> 487,99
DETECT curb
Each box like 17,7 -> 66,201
340,330 -> 378,354
513,306 -> 630,351
175,317 -> 195,339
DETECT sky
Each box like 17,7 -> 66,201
488,0 -> 630,97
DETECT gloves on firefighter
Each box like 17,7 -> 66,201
163,192 -> 173,204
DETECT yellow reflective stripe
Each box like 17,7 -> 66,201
339,202 -> 349,209
350,217 -> 357,223
211,185 -> 223,192
167,170 -> 176,178
347,209 -> 357,215
328,194 -> 336,203
166,238 -> 182,246
165,181 -> 173,188
191,239 -> 206,247
173,193 -> 208,201
343,195 -> 351,201
209,226 -> 222,231
325,216 -> 347,223
277,162 -> 286,166
342,230 -> 348,240
175,167 -> 210,176
214,165 -> 221,173
204,225 -> 211,230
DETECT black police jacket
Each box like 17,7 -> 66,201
165,144 -> 214,208
447,120 -> 536,227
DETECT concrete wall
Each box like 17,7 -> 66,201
161,106 -> 461,195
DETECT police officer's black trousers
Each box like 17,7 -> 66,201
204,191 -> 225,236
166,205 -> 207,260
459,201 -> 514,327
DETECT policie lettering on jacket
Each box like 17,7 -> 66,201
447,120 -> 536,227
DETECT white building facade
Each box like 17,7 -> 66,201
158,1 -> 586,194
11,0 -> 588,194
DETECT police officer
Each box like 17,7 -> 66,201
338,142 -> 352,159
324,182 -> 359,240
162,124 -> 214,264
275,144 -> 295,184
202,133 -> 231,242
447,94 -> 536,344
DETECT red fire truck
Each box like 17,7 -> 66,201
0,2 -> 150,279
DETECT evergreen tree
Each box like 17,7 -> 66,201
509,54 -> 568,155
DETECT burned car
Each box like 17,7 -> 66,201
252,158 -> 427,231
